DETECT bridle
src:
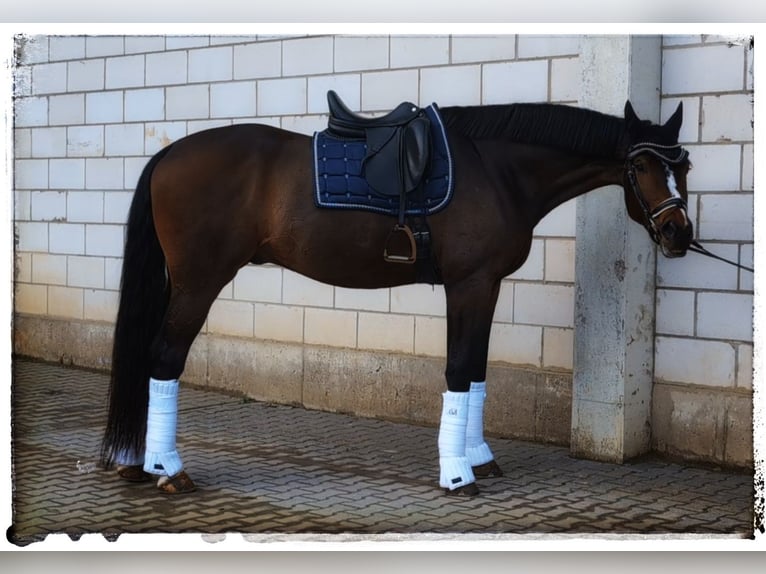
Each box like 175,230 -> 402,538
624,142 -> 753,273
625,141 -> 689,246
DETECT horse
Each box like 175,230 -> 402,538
100,95 -> 693,497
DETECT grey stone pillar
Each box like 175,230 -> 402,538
571,36 -> 661,462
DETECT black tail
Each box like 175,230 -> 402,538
100,145 -> 173,468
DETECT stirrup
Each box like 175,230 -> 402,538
384,224 -> 417,264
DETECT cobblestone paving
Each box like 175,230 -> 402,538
8,358 -> 757,546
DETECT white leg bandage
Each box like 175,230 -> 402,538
438,391 -> 475,490
142,378 -> 183,477
465,381 -> 495,467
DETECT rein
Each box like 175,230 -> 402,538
625,142 -> 754,273
687,240 -> 754,273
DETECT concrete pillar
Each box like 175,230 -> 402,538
571,36 -> 661,463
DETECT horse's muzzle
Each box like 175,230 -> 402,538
659,219 -> 693,258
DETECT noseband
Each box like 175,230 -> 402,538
625,142 -> 689,245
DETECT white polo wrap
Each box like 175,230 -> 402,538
437,391 -> 475,490
142,378 -> 183,477
465,381 -> 495,467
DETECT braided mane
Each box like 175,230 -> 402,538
439,102 -> 627,159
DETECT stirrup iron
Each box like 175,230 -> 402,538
384,224 -> 417,264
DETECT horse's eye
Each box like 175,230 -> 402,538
633,160 -> 647,173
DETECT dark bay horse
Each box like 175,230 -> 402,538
101,98 -> 692,496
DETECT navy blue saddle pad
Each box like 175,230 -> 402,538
313,104 -> 453,216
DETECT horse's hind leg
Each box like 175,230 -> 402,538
141,283 -> 223,494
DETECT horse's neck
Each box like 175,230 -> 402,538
504,144 -> 624,228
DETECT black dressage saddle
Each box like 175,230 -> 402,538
326,90 -> 431,199
325,91 -> 432,262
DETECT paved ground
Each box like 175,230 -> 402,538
7,358 -> 759,547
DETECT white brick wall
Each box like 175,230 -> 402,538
12,33 -> 753,393
657,36 -> 754,388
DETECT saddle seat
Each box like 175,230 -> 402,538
327,90 -> 422,138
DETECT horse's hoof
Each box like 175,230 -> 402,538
157,471 -> 197,495
117,465 -> 152,483
473,459 -> 504,478
444,482 -> 480,497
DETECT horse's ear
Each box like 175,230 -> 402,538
624,100 -> 640,130
663,101 -> 684,140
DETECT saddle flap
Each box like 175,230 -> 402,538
403,117 -> 431,192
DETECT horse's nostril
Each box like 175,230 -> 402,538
661,221 -> 677,240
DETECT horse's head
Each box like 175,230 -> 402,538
622,101 -> 693,258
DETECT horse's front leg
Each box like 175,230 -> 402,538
439,275 -> 503,496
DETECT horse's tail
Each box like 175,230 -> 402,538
100,145 -> 173,468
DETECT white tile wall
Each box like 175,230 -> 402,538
451,35 -> 515,64
282,37 -> 334,77
15,96 -> 49,127
282,270 -> 333,308
234,265 -> 282,304
211,82 -> 256,118
357,312 -> 414,353
361,70 -> 419,109
166,84 -> 209,120
655,289 -> 695,337
483,60 -> 548,104
146,51 -> 187,86
32,253 -> 67,285
105,124 -> 145,156
84,289 -> 118,322
662,44 -> 745,94
124,88 -> 164,122
31,127 -> 66,157
31,191 -> 66,221
488,323 -> 542,367
543,327 -> 573,370
208,299 -> 254,337
233,42 -> 282,80
85,224 -> 124,257
86,37 -> 124,58
67,191 -> 103,222
254,303 -> 304,343
684,145 -> 741,192
696,292 -> 753,341
308,74 -> 360,114
32,62 -> 67,95
258,78 -> 306,116
49,36 -> 85,62
125,36 -> 165,55
105,55 -> 144,89
335,287 -> 389,313
86,91 -> 124,124
517,35 -> 580,58
68,59 -> 104,92
420,65 -> 481,107
655,336 -> 735,387
698,194 -> 753,241
85,158 -> 124,189
701,94 -> 753,142
15,159 -> 48,189
188,46 -> 233,83
48,94 -> 83,125
390,36 -> 449,69
12,34 -> 754,394
304,308 -> 357,348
